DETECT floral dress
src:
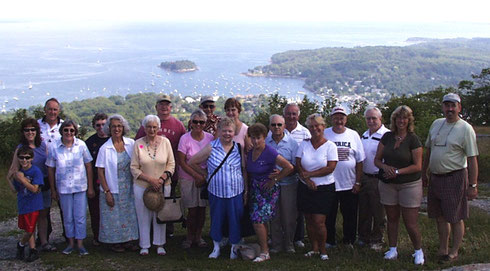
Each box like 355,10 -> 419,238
247,145 -> 279,223
99,151 -> 139,243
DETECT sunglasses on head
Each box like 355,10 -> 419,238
192,120 -> 206,125
271,123 -> 283,127
63,128 -> 75,133
18,155 -> 32,160
23,128 -> 36,132
202,104 -> 215,109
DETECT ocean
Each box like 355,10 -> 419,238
0,21 -> 489,111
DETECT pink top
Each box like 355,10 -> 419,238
177,131 -> 214,180
233,123 -> 248,147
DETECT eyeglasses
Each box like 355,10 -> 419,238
202,104 -> 215,109
23,128 -> 36,132
95,123 -> 105,127
63,128 -> 75,133
18,155 -> 32,160
192,120 -> 206,125
111,125 -> 124,129
433,120 -> 456,147
270,123 -> 283,127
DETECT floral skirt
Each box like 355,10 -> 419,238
249,178 -> 279,224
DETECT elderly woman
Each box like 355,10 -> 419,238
8,118 -> 56,252
189,117 -> 247,259
177,110 -> 214,249
247,123 -> 293,262
46,120 -> 94,256
374,105 -> 424,265
296,114 -> 338,261
96,114 -> 139,252
130,115 -> 175,256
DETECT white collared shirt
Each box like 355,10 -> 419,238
361,125 -> 390,175
38,118 -> 64,145
95,137 -> 135,194
286,122 -> 311,145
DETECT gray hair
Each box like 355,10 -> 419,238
305,113 -> 326,127
103,114 -> 130,136
283,103 -> 301,116
142,115 -> 161,129
269,114 -> 285,124
217,116 -> 235,132
190,109 -> 207,122
364,106 -> 382,118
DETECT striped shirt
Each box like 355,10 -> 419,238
207,139 -> 244,198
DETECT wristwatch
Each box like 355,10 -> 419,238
395,169 -> 399,175
469,183 -> 477,188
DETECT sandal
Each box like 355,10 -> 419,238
196,238 -> 208,248
182,239 -> 192,249
41,243 -> 57,252
123,242 -> 140,252
304,251 -> 320,257
253,252 -> 270,262
140,248 -> 149,256
111,244 -> 125,253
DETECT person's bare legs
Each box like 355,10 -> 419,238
38,208 -> 49,246
304,214 -> 318,252
449,220 -> 464,258
195,207 -> 206,241
436,216 -> 450,256
253,223 -> 269,253
384,205 -> 400,247
312,214 -> 327,255
401,207 -> 422,250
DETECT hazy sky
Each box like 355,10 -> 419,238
3,0 -> 490,23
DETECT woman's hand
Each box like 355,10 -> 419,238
105,192 -> 115,207
382,164 -> 397,179
306,178 -> 317,191
87,187 -> 95,199
268,169 -> 279,180
149,177 -> 162,191
263,179 -> 277,190
51,189 -> 59,201
194,174 -> 206,187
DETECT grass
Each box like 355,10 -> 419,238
0,167 -> 19,221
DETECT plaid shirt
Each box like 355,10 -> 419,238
46,138 -> 93,194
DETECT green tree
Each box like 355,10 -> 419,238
459,68 -> 490,125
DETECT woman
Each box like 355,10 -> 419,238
130,115 -> 175,256
224,98 -> 251,152
8,118 -> 56,252
246,123 -> 293,262
374,105 -> 424,265
189,117 -> 246,260
46,120 -> 94,256
96,114 -> 139,252
177,110 -> 214,249
296,114 -> 338,261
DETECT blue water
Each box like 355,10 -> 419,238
0,21 -> 489,111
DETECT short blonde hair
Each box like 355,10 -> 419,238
305,113 -> 326,128
390,105 -> 415,134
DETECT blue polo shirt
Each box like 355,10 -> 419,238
266,133 -> 298,185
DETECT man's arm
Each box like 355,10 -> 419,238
467,156 -> 478,200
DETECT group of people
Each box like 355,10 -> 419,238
7,92 -> 479,266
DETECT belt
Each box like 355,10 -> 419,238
432,168 -> 464,177
363,172 -> 378,178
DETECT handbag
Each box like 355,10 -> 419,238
200,142 -> 241,200
157,186 -> 184,224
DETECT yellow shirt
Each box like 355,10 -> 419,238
426,118 -> 479,174
130,136 -> 175,188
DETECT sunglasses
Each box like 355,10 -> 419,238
271,123 -> 283,127
95,123 -> 105,127
18,155 -> 32,160
23,128 -> 36,132
202,104 -> 215,109
63,128 -> 75,133
192,120 -> 206,125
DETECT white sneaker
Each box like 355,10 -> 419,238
157,247 -> 166,256
413,250 -> 424,265
384,248 -> 398,260
294,241 -> 305,248
209,248 -> 220,259
230,247 -> 238,259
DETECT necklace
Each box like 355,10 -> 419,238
145,139 -> 158,160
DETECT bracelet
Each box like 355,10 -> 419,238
103,189 -> 110,194
355,182 -> 361,186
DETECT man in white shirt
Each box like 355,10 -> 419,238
359,106 -> 389,250
283,103 -> 311,248
324,105 -> 365,247
38,98 -> 64,145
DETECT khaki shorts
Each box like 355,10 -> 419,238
179,179 -> 207,209
378,179 -> 422,208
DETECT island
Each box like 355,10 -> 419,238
160,60 -> 198,73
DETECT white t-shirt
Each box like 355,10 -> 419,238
296,139 -> 338,186
361,125 -> 390,175
324,127 -> 366,191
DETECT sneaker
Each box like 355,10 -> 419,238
79,247 -> 89,256
384,248 -> 398,260
209,248 -> 220,259
320,253 -> 329,260
325,243 -> 337,249
413,250 -> 425,265
230,247 -> 238,259
157,247 -> 166,256
40,243 -> 57,252
139,248 -> 149,256
25,248 -> 39,262
62,246 -> 74,255
16,243 -> 25,260
294,240 -> 305,248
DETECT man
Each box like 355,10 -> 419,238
283,103 -> 311,248
84,113 -> 109,246
422,93 -> 479,263
324,105 -> 365,247
135,94 -> 186,237
199,95 -> 221,136
38,98 -> 63,144
266,114 -> 299,253
359,106 -> 389,250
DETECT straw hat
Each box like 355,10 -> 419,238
143,187 -> 164,212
